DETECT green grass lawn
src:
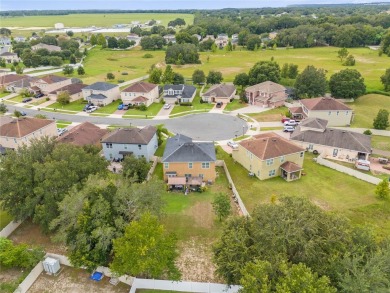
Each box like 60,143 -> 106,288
56,120 -> 72,129
224,99 -> 247,112
123,102 -> 163,117
0,207 -> 13,230
0,92 -> 11,98
169,93 -> 213,116
8,95 -> 25,103
31,98 -> 48,106
260,127 -> 284,131
154,139 -> 167,157
349,94 -> 390,130
94,100 -> 122,114
2,13 -> 194,28
217,147 -> 390,237
248,106 -> 287,122
371,135 -> 390,151
47,98 -> 85,112
233,134 -> 250,141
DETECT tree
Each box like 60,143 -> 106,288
281,63 -> 289,78
110,213 -> 180,280
56,91 -> 71,105
173,72 -> 185,85
0,58 -> 6,68
14,110 -> 21,118
97,34 -> 107,47
233,73 -> 249,90
122,155 -> 151,182
165,43 -> 200,65
375,179 -> 390,200
15,65 -> 24,74
329,69 -> 366,99
149,68 -> 162,84
246,35 -> 262,51
90,34 -> 97,46
343,55 -> 356,66
207,71 -> 223,84
212,194 -> 231,221
69,54 -> 76,64
373,109 -> 389,130
0,103 -> 7,114
118,38 -> 131,49
106,72 -> 115,80
140,36 -> 166,50
49,56 -> 62,66
225,41 -> 233,52
192,69 -> 206,85
66,30 -> 74,37
287,64 -> 299,79
380,68 -> 390,91
168,18 -> 186,27
77,66 -> 85,75
248,61 -> 281,85
62,65 -> 74,75
107,37 -> 118,49
295,65 -> 327,98
338,47 -> 349,62
161,65 -> 175,84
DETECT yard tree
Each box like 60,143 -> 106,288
375,178 -> 390,199
69,54 -> 76,64
0,103 -> 7,114
380,68 -> 390,91
238,29 -> 250,46
248,61 -> 281,85
173,72 -> 185,85
329,69 -> 366,99
90,34 -> 97,46
110,213 -> 180,280
212,194 -> 231,221
246,35 -> 262,51
106,72 -> 115,80
122,155 -> 151,182
338,47 -> 349,62
118,38 -> 131,49
0,58 -> 6,67
49,56 -> 62,66
207,70 -> 223,84
77,65 -> 85,75
165,43 -> 200,65
15,65 -> 24,74
66,30 -> 74,37
168,18 -> 186,27
380,31 -> 390,56
97,34 -> 107,47
343,54 -> 356,66
281,63 -> 289,78
107,37 -> 118,49
140,36 -> 166,50
56,91 -> 71,105
192,69 -> 206,85
373,109 -> 390,130
295,65 -> 327,98
161,65 -> 175,84
233,73 -> 249,90
148,68 -> 162,84
62,65 -> 74,75
287,64 -> 299,79
225,41 -> 233,52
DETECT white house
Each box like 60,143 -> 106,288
121,82 -> 159,107
82,82 -> 120,106
163,84 -> 196,104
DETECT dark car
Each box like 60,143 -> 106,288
216,102 -> 223,108
34,93 -> 44,98
22,98 -> 32,103
83,103 -> 94,111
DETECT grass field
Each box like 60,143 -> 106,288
2,13 -> 194,29
47,98 -> 84,112
8,95 -> 25,103
371,135 -> 390,151
169,93 -> 213,115
248,106 -> 287,122
94,100 -> 122,114
349,94 -> 390,130
123,102 -> 163,117
224,99 -> 247,112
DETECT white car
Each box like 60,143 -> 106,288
227,141 -> 239,149
163,103 -> 171,109
86,106 -> 98,113
284,119 -> 298,126
57,128 -> 68,136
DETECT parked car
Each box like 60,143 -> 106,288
163,103 -> 171,109
117,104 -> 124,110
34,93 -> 44,98
57,128 -> 68,136
283,125 -> 295,132
86,106 -> 98,113
216,102 -> 223,108
281,117 -> 291,123
284,120 -> 298,126
20,111 -> 27,116
22,97 -> 32,103
227,141 -> 239,149
83,104 -> 94,111
123,104 -> 130,110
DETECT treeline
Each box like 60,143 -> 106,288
0,9 -> 196,16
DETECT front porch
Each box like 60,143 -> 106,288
280,161 -> 303,182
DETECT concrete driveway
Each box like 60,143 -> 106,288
155,104 -> 174,118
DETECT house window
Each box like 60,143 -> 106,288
300,152 -> 304,157
280,156 -> 285,163
337,111 -> 339,116
167,173 -> 176,178
188,162 -> 193,169
346,111 -> 349,115
138,144 -> 142,150
185,174 -> 192,178
328,111 -> 331,115
202,162 -> 210,169
266,158 -> 274,166
269,169 -> 276,177
257,170 -> 260,176
124,146 -> 127,149
250,153 -> 253,160
308,144 -> 313,150
106,143 -> 112,148
199,174 -> 204,178
164,163 -> 169,169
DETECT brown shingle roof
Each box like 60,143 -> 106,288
300,118 -> 328,130
57,122 -> 108,146
101,125 -> 156,145
240,132 -> 304,160
0,52 -> 17,57
0,117 -> 55,138
0,74 -> 27,86
300,97 -> 351,111
122,82 -> 158,93
203,84 -> 236,98
289,106 -> 304,114
132,96 -> 148,102
245,81 -> 286,94
38,75 -> 69,84
49,83 -> 88,96
0,116 -> 13,127
280,161 -> 303,172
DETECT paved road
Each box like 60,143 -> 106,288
6,105 -> 248,141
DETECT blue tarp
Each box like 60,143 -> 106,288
90,271 -> 103,281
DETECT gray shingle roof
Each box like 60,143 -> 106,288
84,82 -> 118,91
87,94 -> 107,100
102,125 -> 156,145
162,134 -> 216,162
163,84 -> 196,100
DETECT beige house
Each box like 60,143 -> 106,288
162,134 -> 216,187
289,97 -> 353,127
0,74 -> 28,88
232,132 -> 305,181
31,43 -> 61,52
82,82 -> 120,106
290,118 -> 371,162
121,82 -> 159,107
0,117 -> 57,150
0,52 -> 20,64
6,76 -> 38,93
245,81 -> 287,108
202,84 -> 236,103
48,83 -> 88,102
30,75 -> 72,95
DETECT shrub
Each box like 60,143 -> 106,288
143,53 -> 154,58
118,79 -> 125,83
138,104 -> 147,111
121,72 -> 128,75
363,130 -> 372,135
46,97 -> 50,101
180,102 -> 192,106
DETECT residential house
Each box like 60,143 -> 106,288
0,52 -> 20,64
202,84 -> 236,103
82,82 -> 120,106
245,81 -> 287,108
163,84 -> 196,104
215,34 -> 229,48
269,32 -> 278,39
192,34 -> 202,42
0,74 -> 27,88
162,134 -> 216,187
0,117 -> 57,150
121,82 -> 159,107
57,122 -> 108,147
126,33 -> 141,45
30,75 -> 72,95
290,118 -> 371,162
232,132 -> 305,181
31,43 -> 61,52
30,35 -> 40,41
55,23 -> 65,29
202,35 -> 215,42
14,36 -> 26,43
0,37 -> 11,46
289,97 -> 353,127
6,76 -> 38,93
48,83 -> 88,102
231,33 -> 239,44
101,126 -> 158,161
163,34 -> 176,44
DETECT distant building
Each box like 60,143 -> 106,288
0,74 -> 28,88
32,43 -> 61,52
163,34 -> 176,44
202,84 -> 236,103
245,81 -> 287,108
0,37 -> 11,46
48,83 -> 88,102
30,75 -> 72,95
14,36 -> 26,43
54,23 -> 64,29
0,52 -> 20,64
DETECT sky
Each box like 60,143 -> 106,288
2,0 -> 390,11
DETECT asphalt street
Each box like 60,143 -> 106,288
6,105 -> 248,141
